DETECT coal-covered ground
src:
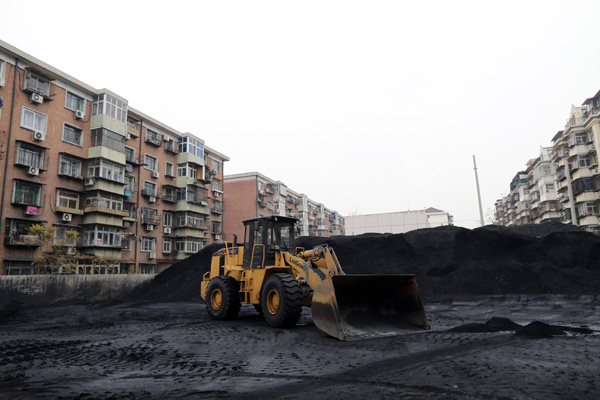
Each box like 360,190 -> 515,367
137,222 -> 600,302
2,222 -> 600,399
0,296 -> 598,399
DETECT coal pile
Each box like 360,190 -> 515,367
142,222 -> 600,301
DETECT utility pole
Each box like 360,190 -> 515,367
473,155 -> 485,227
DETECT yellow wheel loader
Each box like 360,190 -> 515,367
201,216 -> 429,340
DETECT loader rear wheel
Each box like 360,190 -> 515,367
206,276 -> 241,320
261,274 -> 303,328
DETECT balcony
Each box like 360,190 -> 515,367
175,220 -> 208,230
165,141 -> 178,154
211,207 -> 224,215
162,193 -> 177,203
4,234 -> 43,246
141,189 -> 158,198
145,133 -> 162,147
141,213 -> 161,226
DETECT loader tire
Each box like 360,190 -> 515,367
206,276 -> 241,320
261,273 -> 303,328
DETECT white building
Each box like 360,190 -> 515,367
344,207 -> 453,235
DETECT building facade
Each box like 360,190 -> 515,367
0,41 -> 228,275
223,172 -> 345,241
495,90 -> 600,234
344,207 -> 454,235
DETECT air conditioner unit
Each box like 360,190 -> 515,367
66,247 -> 76,255
200,200 -> 208,206
27,166 -> 39,176
146,224 -> 154,231
214,234 -> 220,240
32,131 -> 45,141
62,213 -> 72,222
85,178 -> 95,186
125,133 -> 131,140
152,171 -> 159,178
149,196 -> 157,203
30,93 -> 43,104
164,227 -> 171,234
74,110 -> 85,119
149,252 -> 156,259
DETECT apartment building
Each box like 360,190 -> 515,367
495,90 -> 600,234
223,172 -> 345,241
0,40 -> 228,275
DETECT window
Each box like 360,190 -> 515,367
12,180 -> 42,206
92,93 -> 127,123
143,181 -> 157,196
57,190 -> 80,209
144,154 -> 158,171
163,186 -> 177,202
124,175 -> 135,192
62,124 -> 83,146
87,159 -> 125,183
140,264 -> 154,274
163,212 -> 172,227
165,162 -> 174,177
24,71 -> 50,96
16,142 -> 44,168
177,163 -> 197,178
4,261 -> 34,275
141,207 -> 159,225
175,238 -> 204,253
59,155 -> 83,177
21,107 -> 47,133
82,225 -> 123,247
90,128 -> 125,152
5,219 -> 43,246
125,147 -> 136,163
65,91 -> 85,113
163,238 -> 172,254
212,222 -> 221,234
178,137 -> 204,158
175,212 -> 206,229
85,193 -> 122,210
211,159 -> 221,174
53,226 -> 79,246
145,129 -> 162,145
141,236 -> 155,252
545,184 -> 555,192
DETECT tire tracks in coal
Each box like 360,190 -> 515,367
234,333 -> 518,399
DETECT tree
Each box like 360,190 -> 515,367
24,224 -> 119,275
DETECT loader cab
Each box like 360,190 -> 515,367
242,216 -> 297,268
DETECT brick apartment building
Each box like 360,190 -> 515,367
495,89 -> 600,234
0,40 -> 228,275
224,172 -> 345,241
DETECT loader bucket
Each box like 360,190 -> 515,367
311,274 -> 429,341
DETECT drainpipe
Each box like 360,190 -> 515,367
0,58 -> 19,249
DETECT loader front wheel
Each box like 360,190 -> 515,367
206,276 -> 241,320
261,274 -> 303,328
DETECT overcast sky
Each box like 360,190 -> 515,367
4,1 -> 600,228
